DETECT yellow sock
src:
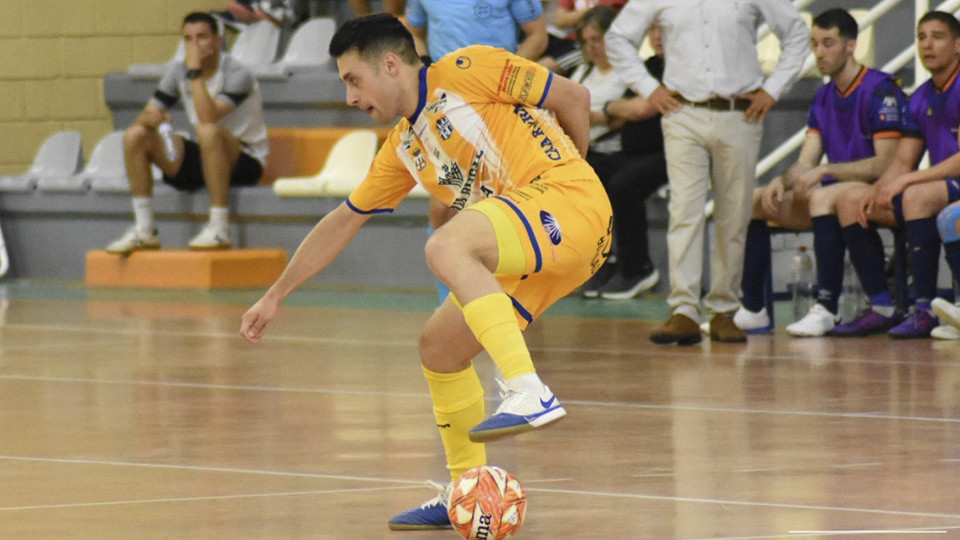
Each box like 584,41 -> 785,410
461,293 -> 535,380
422,365 -> 487,484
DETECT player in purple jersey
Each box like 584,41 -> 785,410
833,11 -> 960,339
733,9 -> 905,337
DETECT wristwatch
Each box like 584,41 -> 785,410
185,68 -> 203,80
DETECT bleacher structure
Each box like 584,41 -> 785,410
0,1 -> 956,292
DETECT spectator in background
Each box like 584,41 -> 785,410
836,11 -> 960,339
106,12 -> 269,254
576,10 -> 666,299
213,0 -> 307,30
540,0 -> 626,75
404,0 -> 549,302
606,0 -> 808,345
734,8 -> 905,338
405,0 -> 548,64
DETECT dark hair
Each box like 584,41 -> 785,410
183,12 -> 219,35
919,10 -> 960,38
812,8 -> 858,40
329,13 -> 420,65
576,5 -> 617,42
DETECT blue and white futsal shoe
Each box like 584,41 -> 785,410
387,481 -> 452,531
469,379 -> 566,443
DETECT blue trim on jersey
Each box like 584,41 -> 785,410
508,294 -> 533,323
345,198 -> 394,215
408,67 -> 429,124
537,71 -> 553,109
494,196 -> 542,273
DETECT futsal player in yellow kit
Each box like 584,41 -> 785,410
240,14 -> 612,530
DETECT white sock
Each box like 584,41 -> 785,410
132,197 -> 154,235
871,304 -> 896,318
507,373 -> 546,395
208,206 -> 229,232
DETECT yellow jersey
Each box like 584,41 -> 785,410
347,45 -> 588,214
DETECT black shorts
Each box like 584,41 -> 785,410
163,139 -> 263,192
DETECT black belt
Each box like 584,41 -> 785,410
681,97 -> 751,112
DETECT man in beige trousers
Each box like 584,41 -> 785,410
606,0 -> 808,344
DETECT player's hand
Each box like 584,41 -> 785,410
761,178 -> 784,216
740,88 -> 776,124
648,86 -> 683,116
856,185 -> 878,227
793,167 -> 824,201
240,295 -> 281,344
873,180 -> 902,212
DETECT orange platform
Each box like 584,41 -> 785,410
86,249 -> 287,288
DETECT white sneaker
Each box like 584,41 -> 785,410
468,378 -> 566,443
931,324 -> 960,340
105,226 -> 160,255
188,225 -> 232,250
733,306 -> 773,333
931,298 -> 960,332
786,303 -> 838,337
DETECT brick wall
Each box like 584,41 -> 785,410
0,0 -> 224,175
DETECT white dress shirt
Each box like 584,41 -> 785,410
606,0 -> 808,102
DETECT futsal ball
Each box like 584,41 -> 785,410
447,465 -> 526,540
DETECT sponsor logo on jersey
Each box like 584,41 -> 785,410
540,210 -> 562,245
426,92 -> 448,113
456,56 -> 472,69
513,105 -> 562,160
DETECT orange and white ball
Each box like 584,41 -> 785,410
447,466 -> 526,540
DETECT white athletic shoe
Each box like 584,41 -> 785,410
733,306 -> 773,333
931,324 -> 960,340
105,226 -> 160,255
931,297 -> 960,332
786,303 -> 838,337
188,224 -> 232,250
468,379 -> 566,443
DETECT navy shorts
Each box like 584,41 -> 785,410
163,139 -> 263,192
947,178 -> 960,203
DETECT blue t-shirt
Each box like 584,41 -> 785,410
807,67 -> 905,184
903,66 -> 960,166
405,0 -> 542,61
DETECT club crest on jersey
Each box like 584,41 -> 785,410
412,149 -> 426,171
436,116 -> 453,140
540,211 -> 562,245
456,56 -> 472,69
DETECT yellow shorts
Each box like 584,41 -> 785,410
466,160 -> 612,328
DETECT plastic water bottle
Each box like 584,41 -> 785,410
839,257 -> 865,323
791,246 -> 815,321
158,123 -> 178,162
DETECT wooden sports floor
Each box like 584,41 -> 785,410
0,281 -> 958,539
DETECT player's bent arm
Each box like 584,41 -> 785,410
540,75 -> 591,157
874,137 -> 924,187
516,16 -> 548,61
900,147 -> 960,186
821,137 -> 900,182
781,135 -> 823,189
242,203 -> 371,343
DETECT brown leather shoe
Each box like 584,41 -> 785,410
650,313 -> 702,345
710,312 -> 747,343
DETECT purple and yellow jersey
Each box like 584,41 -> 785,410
903,65 -> 960,166
807,67 -> 905,184
347,45 -> 588,215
